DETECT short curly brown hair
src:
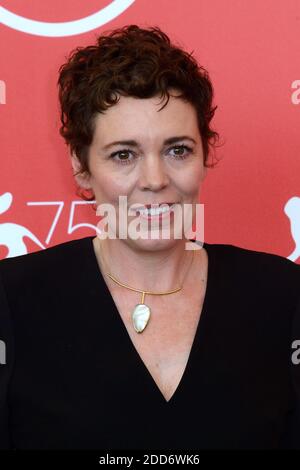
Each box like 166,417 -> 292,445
58,24 -> 221,201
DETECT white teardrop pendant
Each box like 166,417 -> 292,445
132,304 -> 151,333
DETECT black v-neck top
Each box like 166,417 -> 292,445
0,236 -> 300,449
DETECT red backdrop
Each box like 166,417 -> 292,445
0,0 -> 299,261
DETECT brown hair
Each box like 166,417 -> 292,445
58,24 -> 221,201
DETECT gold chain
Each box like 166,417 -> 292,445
98,239 -> 195,301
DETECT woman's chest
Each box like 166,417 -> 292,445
110,288 -> 206,401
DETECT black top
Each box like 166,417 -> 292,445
0,236 -> 300,450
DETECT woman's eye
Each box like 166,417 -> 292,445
169,145 -> 193,159
109,144 -> 193,165
109,149 -> 134,165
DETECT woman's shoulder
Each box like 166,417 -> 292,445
205,239 -> 300,276
203,240 -> 300,307
0,236 -> 92,293
0,235 -> 90,266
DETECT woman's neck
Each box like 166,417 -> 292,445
92,236 -> 199,293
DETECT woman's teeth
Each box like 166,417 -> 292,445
138,204 -> 175,216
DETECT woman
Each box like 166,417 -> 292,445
0,24 -> 299,450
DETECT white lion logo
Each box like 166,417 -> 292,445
284,196 -> 300,262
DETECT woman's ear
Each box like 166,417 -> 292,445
70,153 -> 92,190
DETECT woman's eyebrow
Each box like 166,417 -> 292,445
102,136 -> 197,150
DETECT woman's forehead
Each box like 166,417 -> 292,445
93,95 -> 198,130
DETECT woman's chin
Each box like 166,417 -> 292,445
124,236 -> 186,253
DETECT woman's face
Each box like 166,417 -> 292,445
72,89 -> 207,250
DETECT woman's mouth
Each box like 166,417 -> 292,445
137,203 -> 176,220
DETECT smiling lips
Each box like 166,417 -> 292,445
121,202 -> 179,220
135,204 -> 176,219
133,202 -> 176,210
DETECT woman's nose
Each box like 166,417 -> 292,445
138,154 -> 169,191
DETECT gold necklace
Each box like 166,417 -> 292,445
97,239 -> 195,333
